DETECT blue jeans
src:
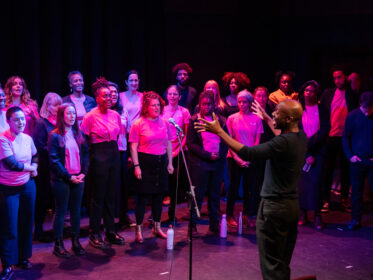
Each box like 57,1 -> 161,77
51,180 -> 84,239
0,179 -> 36,266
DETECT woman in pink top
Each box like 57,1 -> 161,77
161,85 -> 191,224
108,81 -> 135,228
129,92 -> 174,243
0,107 -> 38,278
187,91 -> 228,234
4,76 -> 40,136
225,90 -> 263,229
120,70 -> 143,134
48,103 -> 89,258
80,77 -> 125,248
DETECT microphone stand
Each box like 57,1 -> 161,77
175,129 -> 199,280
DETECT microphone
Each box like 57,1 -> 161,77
169,118 -> 184,136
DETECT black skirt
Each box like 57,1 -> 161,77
136,152 -> 168,194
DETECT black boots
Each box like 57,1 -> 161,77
53,239 -> 71,258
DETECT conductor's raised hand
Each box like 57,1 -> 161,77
195,112 -> 223,135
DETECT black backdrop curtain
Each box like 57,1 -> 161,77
1,0 -> 373,104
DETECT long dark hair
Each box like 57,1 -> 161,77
52,103 -> 84,147
108,81 -> 123,115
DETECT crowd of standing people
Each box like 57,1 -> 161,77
0,63 -> 372,280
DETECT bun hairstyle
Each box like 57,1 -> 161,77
91,77 -> 109,98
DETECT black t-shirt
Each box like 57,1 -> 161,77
238,131 -> 307,199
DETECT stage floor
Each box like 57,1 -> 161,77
9,199 -> 373,280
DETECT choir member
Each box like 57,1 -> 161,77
0,107 -> 38,279
33,92 -> 62,241
48,103 -> 89,257
129,92 -> 174,243
187,90 -> 228,234
225,90 -> 263,228
81,77 -> 124,248
222,72 -> 251,116
4,76 -> 39,135
161,85 -> 191,224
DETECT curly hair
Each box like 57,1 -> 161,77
172,63 -> 193,75
4,76 -> 38,108
140,91 -> 165,117
91,77 -> 109,97
222,72 -> 251,94
275,71 -> 296,86
298,80 -> 320,109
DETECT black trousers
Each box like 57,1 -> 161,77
89,141 -> 120,234
135,193 -> 163,225
256,198 -> 299,280
321,137 -> 350,201
191,162 -> 224,224
350,161 -> 373,221
226,158 -> 260,217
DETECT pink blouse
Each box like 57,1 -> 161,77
302,105 -> 320,138
199,115 -> 221,154
120,91 -> 143,133
118,108 -> 129,151
161,105 -> 190,154
0,130 -> 37,186
226,112 -> 263,157
70,94 -> 87,126
64,129 -> 81,175
80,108 -> 121,143
129,117 -> 172,155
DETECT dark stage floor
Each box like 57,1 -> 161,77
7,199 -> 373,280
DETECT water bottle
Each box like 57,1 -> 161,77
167,225 -> 174,250
220,214 -> 227,238
238,212 -> 243,235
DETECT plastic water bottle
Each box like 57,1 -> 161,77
220,214 -> 227,238
238,212 -> 243,235
167,225 -> 174,250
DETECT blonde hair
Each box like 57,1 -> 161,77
39,92 -> 63,118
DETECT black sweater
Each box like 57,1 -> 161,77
238,131 -> 307,199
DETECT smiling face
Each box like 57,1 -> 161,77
69,73 -> 84,93
8,110 -> 26,134
126,73 -> 139,92
147,98 -> 161,119
96,87 -> 112,110
11,78 -> 24,98
0,89 -> 6,109
166,86 -> 180,106
64,106 -> 76,127
109,85 -> 118,108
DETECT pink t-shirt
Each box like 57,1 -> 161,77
70,94 -> 87,126
161,105 -> 191,154
0,130 -> 37,186
302,105 -> 320,138
64,129 -> 81,175
329,89 -> 348,137
6,103 -> 40,136
80,108 -> 121,143
199,115 -> 221,154
129,117 -> 172,155
226,112 -> 263,157
118,108 -> 129,151
120,91 -> 143,133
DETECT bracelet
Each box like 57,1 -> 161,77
134,164 -> 140,167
